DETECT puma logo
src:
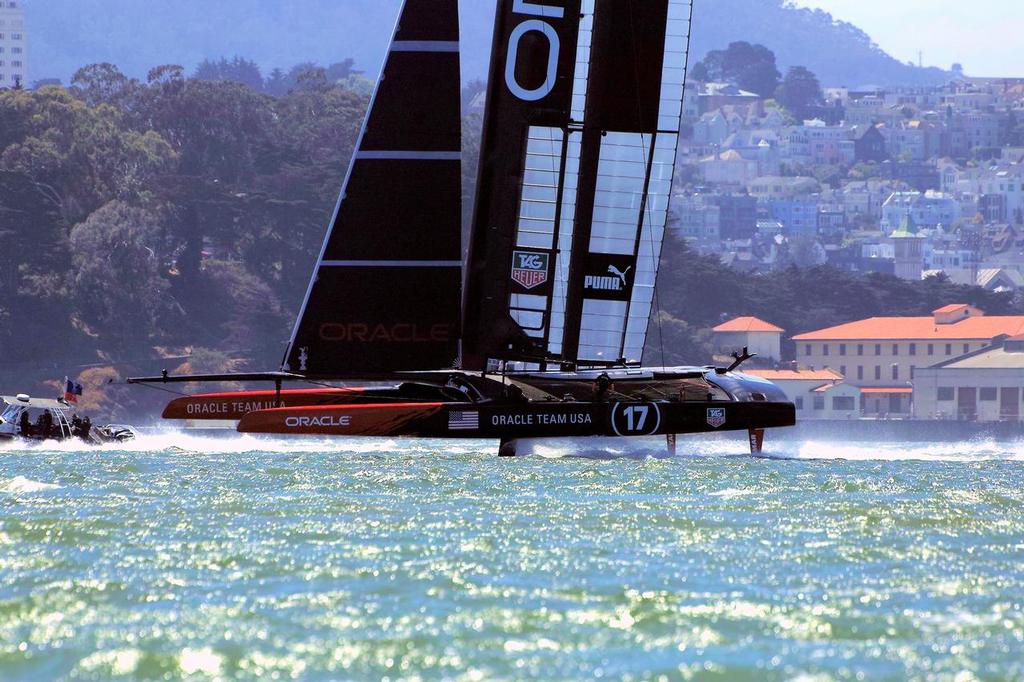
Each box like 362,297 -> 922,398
608,265 -> 632,287
584,265 -> 633,293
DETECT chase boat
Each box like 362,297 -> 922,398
0,394 -> 137,445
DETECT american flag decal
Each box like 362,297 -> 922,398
448,410 -> 479,431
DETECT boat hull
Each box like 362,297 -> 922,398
237,400 -> 795,439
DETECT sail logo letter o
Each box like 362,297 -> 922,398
505,20 -> 560,102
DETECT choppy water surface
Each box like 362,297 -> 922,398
1,434 -> 1023,681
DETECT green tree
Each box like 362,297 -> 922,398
69,201 -> 179,349
691,42 -> 781,97
776,66 -> 823,120
193,57 -> 265,92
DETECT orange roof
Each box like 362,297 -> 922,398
861,387 -> 913,394
713,316 -> 784,333
746,368 -> 844,381
792,316 -> 1024,341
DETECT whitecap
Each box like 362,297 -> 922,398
1,476 -> 61,493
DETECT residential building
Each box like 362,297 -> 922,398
881,160 -> 941,192
792,305 -> 1024,415
698,82 -> 764,115
914,336 -> 1024,421
0,0 -> 26,89
673,194 -> 721,245
747,176 -> 821,201
881,191 -> 960,232
817,205 -> 846,237
712,316 -> 783,364
714,194 -> 758,240
698,150 -> 760,186
851,124 -> 887,163
769,198 -> 820,236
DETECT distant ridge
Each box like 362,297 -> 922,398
30,0 -> 948,88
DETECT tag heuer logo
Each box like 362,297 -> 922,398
511,250 -> 549,290
707,408 -> 726,429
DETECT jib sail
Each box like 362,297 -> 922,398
463,0 -> 692,369
283,0 -> 462,376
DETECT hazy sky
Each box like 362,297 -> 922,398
791,0 -> 1021,77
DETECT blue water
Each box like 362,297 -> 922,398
1,433 -> 1023,680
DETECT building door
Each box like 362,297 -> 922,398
957,387 -> 977,421
1000,388 -> 1019,421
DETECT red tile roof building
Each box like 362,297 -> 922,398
712,316 -> 785,364
712,316 -> 785,333
791,305 -> 1024,413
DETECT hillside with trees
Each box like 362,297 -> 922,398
33,0 -> 948,89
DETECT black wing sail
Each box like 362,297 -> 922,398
463,0 -> 692,370
283,0 -> 462,376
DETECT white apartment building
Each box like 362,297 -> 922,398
0,0 -> 26,89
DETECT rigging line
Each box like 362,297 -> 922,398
132,382 -> 192,398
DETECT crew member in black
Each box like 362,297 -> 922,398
19,411 -> 32,438
38,410 -> 54,439
593,373 -> 615,402
80,416 -> 92,441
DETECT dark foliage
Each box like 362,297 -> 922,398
690,42 -> 781,97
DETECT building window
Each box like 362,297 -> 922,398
892,365 -> 899,381
909,343 -> 916,356
938,387 -> 955,401
980,387 -> 998,402
928,344 -> 934,356
823,345 -> 829,356
875,344 -> 881,356
857,344 -> 864,356
945,343 -> 952,355
840,366 -> 847,377
839,344 -> 847,356
795,397 -> 804,410
813,396 -> 825,410
833,397 -> 856,411
963,344 -> 970,354
892,344 -> 899,355
857,366 -> 864,380
805,344 -> 811,356
875,366 -> 881,380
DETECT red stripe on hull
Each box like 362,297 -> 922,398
237,403 -> 447,436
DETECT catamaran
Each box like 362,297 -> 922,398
130,0 -> 795,455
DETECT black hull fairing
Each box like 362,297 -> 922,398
232,369 -> 795,454
237,398 -> 795,442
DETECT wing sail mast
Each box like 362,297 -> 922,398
282,0 -> 463,376
463,0 -> 693,370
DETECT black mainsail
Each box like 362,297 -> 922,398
282,0 -> 463,375
463,0 -> 692,370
